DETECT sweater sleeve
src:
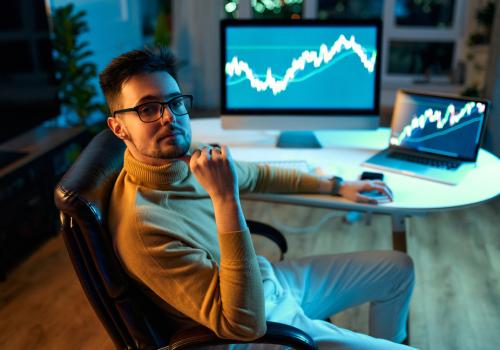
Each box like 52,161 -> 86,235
235,161 -> 321,194
116,207 -> 266,341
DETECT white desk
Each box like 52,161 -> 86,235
191,118 -> 500,251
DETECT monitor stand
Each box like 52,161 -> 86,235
276,131 -> 322,148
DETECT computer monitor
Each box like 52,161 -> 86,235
220,19 -> 382,147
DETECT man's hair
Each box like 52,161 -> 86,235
99,46 -> 177,113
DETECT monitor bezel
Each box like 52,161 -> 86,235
220,18 -> 382,117
390,89 -> 490,162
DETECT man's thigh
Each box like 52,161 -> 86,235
271,250 -> 414,320
201,315 -> 416,350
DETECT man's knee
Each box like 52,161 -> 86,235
389,251 -> 415,289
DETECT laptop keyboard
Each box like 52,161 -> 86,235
388,151 -> 461,170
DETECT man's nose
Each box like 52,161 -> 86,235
160,109 -> 176,125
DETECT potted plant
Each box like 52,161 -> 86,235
462,1 -> 496,97
51,3 -> 105,126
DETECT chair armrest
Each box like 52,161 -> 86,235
167,321 -> 317,350
258,321 -> 317,350
246,220 -> 288,260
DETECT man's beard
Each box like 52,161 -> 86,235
155,141 -> 190,159
131,133 -> 191,160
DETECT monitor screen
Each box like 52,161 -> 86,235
390,90 -> 489,161
221,19 -> 381,121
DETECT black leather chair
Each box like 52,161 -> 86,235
54,129 -> 317,350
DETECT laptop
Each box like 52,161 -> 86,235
363,90 -> 490,185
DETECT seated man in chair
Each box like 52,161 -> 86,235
99,47 -> 416,350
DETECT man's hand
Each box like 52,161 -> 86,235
339,180 -> 393,204
189,145 -> 239,201
190,145 -> 247,234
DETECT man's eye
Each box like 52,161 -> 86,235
140,105 -> 155,114
172,99 -> 183,107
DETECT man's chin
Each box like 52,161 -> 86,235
156,144 -> 190,160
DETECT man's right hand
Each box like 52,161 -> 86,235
190,146 -> 247,234
189,145 -> 239,201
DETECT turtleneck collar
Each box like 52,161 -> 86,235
123,149 -> 189,188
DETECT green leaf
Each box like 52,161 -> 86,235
51,3 -> 100,126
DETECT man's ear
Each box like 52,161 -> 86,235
107,116 -> 129,141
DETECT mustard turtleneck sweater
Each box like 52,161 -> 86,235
108,148 -> 322,341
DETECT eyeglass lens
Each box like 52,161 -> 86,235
137,103 -> 163,122
169,96 -> 190,115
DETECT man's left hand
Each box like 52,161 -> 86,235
339,180 -> 393,204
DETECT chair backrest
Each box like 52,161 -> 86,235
54,129 -> 172,350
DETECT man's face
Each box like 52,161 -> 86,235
108,71 -> 192,165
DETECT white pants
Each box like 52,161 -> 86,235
208,250 -> 417,350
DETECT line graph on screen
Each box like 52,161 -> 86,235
391,101 -> 486,146
225,34 -> 376,96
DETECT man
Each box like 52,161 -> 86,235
100,47 -> 416,350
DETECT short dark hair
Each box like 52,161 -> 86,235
99,46 -> 177,113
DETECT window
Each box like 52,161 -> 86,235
225,0 -> 239,18
383,0 -> 465,84
141,0 -> 172,46
225,0 -> 303,19
388,41 -> 455,76
317,0 -> 383,20
395,0 -> 455,27
252,0 -> 303,19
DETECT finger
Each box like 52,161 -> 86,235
209,144 -> 221,151
361,181 -> 374,191
189,150 -> 200,170
211,147 -> 222,160
202,147 -> 211,161
190,149 -> 201,162
362,180 -> 382,192
385,185 -> 394,198
373,180 -> 393,196
207,144 -> 220,153
356,193 -> 378,205
376,183 -> 393,199
368,183 -> 393,200
221,145 -> 232,160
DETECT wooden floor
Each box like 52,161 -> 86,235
0,196 -> 499,349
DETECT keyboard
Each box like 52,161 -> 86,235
388,151 -> 460,170
256,160 -> 311,173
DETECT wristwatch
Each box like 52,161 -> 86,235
329,176 -> 344,196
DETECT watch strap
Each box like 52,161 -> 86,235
330,176 -> 344,196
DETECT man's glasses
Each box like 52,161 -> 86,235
113,94 -> 193,123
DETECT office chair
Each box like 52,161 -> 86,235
54,129 -> 317,350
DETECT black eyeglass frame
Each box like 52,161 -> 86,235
112,94 -> 193,123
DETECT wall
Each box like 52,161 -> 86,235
484,0 -> 500,157
171,0 -> 225,109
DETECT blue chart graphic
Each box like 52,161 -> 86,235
391,96 -> 486,159
225,26 -> 378,109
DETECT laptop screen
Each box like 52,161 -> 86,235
390,90 -> 489,162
